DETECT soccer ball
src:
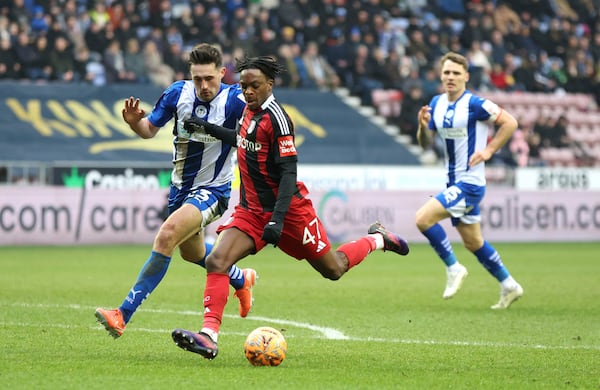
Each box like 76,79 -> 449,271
244,326 -> 287,366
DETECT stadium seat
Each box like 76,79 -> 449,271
371,89 -> 402,118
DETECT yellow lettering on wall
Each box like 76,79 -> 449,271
6,97 -> 321,155
6,98 -> 78,136
283,104 -> 327,138
48,100 -> 95,137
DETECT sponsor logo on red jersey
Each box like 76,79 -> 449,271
278,136 -> 296,157
237,135 -> 262,151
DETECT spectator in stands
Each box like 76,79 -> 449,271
123,37 -> 148,84
277,0 -> 305,32
14,31 -> 36,79
406,29 -> 431,62
255,28 -> 280,57
401,67 -> 423,97
48,36 -> 76,82
591,32 -> 600,63
509,129 -> 530,167
546,18 -> 569,58
142,39 -> 175,88
324,30 -> 353,87
0,35 -> 20,80
491,1 -> 521,35
276,43 -> 302,88
222,46 -> 243,85
416,52 -> 523,310
525,125 -> 544,166
164,41 -> 188,81
398,85 -> 427,144
6,0 -> 32,23
290,43 -> 311,87
546,59 -> 569,92
302,40 -> 340,91
230,23 -> 255,58
25,34 -> 52,81
489,29 -> 508,65
546,115 -> 572,148
84,20 -> 108,56
74,46 -> 106,85
186,3 -> 212,44
64,15 -> 86,53
460,15 -> 484,50
489,63 -> 515,91
107,0 -> 126,30
30,5 -> 49,35
303,12 -> 326,47
114,16 -> 136,50
466,40 -> 492,90
382,48 -> 403,91
103,39 -> 137,83
350,44 -> 386,106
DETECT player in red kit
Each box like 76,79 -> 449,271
170,56 -> 410,360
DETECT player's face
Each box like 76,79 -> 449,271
440,60 -> 469,98
239,68 -> 273,110
190,63 -> 226,102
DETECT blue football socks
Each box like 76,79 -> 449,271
119,243 -> 247,324
473,241 -> 510,281
120,251 -> 171,324
193,243 -> 245,290
422,224 -> 458,266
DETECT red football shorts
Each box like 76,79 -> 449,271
216,195 -> 331,261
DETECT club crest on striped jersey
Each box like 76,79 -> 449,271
194,105 -> 207,118
247,120 -> 257,134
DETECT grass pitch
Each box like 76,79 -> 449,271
1,242 -> 598,389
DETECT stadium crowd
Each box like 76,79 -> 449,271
1,0 -> 599,167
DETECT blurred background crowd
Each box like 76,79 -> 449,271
1,0 -> 599,167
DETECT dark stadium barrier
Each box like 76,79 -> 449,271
0,82 -> 419,166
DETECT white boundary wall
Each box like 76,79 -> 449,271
1,166 -> 599,245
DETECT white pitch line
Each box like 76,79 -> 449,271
2,302 -> 599,351
3,302 -> 347,340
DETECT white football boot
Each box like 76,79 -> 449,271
442,263 -> 468,299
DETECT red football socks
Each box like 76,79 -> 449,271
337,236 -> 377,269
202,272 -> 230,333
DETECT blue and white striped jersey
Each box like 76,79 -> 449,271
428,90 -> 502,186
147,80 -> 246,190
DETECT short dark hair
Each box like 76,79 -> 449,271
235,55 -> 285,80
188,43 -> 223,67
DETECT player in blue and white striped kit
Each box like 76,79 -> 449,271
416,52 -> 523,309
95,44 -> 257,339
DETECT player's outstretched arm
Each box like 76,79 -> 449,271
184,117 -> 237,146
122,96 -> 160,139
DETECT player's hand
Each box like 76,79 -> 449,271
261,220 -> 283,246
183,117 -> 212,134
122,97 -> 145,127
468,149 -> 492,167
417,105 -> 431,128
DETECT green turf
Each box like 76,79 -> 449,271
1,243 -> 598,389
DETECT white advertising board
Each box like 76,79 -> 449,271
2,186 -> 598,246
297,165 -> 446,190
515,167 -> 600,191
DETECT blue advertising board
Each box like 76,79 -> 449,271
0,82 -> 419,165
